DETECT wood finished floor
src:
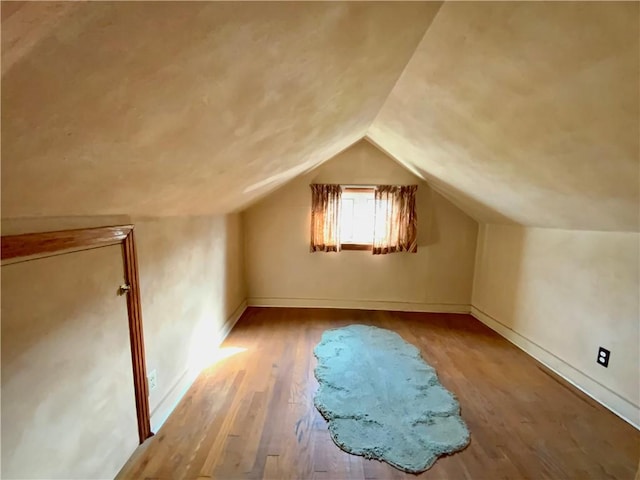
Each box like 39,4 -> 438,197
117,308 -> 639,479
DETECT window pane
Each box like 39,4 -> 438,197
340,198 -> 354,242
352,199 -> 374,243
340,189 -> 375,245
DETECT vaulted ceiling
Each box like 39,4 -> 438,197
1,2 -> 439,217
2,2 -> 638,232
369,1 -> 639,231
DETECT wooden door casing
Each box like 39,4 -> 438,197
1,225 -> 152,443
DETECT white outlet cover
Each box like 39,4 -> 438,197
148,369 -> 158,391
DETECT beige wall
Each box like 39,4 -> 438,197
243,140 -> 478,311
2,245 -> 138,479
1,213 -> 247,476
135,215 -> 246,429
472,224 -> 640,426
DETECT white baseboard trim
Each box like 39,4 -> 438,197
470,305 -> 640,430
150,367 -> 194,434
149,299 -> 248,433
220,299 -> 249,339
247,297 -> 470,314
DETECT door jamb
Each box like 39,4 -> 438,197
2,225 -> 153,444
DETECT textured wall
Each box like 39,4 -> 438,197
134,215 -> 246,428
370,2 -> 639,231
3,1 -> 637,232
2,2 -> 637,232
1,214 -> 247,475
1,245 -> 139,479
1,1 -> 438,218
244,140 -> 478,311
472,224 -> 640,424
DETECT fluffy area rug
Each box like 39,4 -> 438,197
313,324 -> 470,473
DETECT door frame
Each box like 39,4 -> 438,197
2,225 -> 153,443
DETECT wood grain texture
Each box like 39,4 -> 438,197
123,229 -> 153,444
1,225 -> 132,260
0,225 -> 152,445
340,243 -> 372,251
117,307 -> 640,480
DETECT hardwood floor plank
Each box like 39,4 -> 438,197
261,455 -> 279,480
117,308 -> 640,480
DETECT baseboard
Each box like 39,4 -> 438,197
150,367 -> 194,434
149,299 -> 248,433
220,299 -> 249,339
247,297 -> 470,314
470,305 -> 640,430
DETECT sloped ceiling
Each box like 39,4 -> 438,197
369,1 -> 639,232
2,2 -> 639,232
1,1 -> 439,218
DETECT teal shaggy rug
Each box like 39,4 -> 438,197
313,325 -> 470,473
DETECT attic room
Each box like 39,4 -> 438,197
1,1 -> 638,479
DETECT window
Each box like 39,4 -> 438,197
309,183 -> 418,254
339,187 -> 376,250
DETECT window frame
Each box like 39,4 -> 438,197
340,186 -> 375,251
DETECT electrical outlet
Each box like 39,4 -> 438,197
597,347 -> 610,368
148,369 -> 158,391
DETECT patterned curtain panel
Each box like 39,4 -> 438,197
310,184 -> 342,252
373,185 -> 418,255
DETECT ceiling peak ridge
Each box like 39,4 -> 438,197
364,0 -> 445,136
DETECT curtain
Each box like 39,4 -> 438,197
372,185 -> 418,255
310,184 -> 342,252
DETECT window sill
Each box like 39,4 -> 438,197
341,243 -> 372,251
